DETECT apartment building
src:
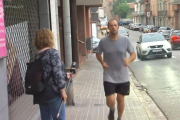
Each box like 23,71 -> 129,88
150,0 -> 158,26
170,0 -> 180,29
103,0 -> 113,20
133,0 -> 146,25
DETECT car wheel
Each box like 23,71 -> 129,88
140,52 -> 146,60
140,55 -> 145,60
167,53 -> 172,58
137,51 -> 140,59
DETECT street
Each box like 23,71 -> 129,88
128,29 -> 180,120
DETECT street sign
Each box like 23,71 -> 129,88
0,0 -> 6,58
147,12 -> 150,18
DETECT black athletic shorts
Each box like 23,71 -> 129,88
103,81 -> 130,96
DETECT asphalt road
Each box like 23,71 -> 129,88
127,29 -> 180,120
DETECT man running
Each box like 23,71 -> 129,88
96,19 -> 136,120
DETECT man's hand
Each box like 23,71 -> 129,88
102,62 -> 109,69
123,58 -> 130,67
61,89 -> 67,102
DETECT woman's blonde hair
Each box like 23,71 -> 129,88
34,28 -> 54,50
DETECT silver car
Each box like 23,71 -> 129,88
158,27 -> 171,40
118,29 -> 129,37
136,33 -> 172,60
133,23 -> 141,31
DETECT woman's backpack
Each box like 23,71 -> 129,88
25,50 -> 49,95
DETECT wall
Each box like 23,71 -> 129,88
77,6 -> 87,66
104,0 -> 113,20
151,0 -> 158,17
0,58 -> 9,120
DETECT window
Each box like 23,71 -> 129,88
160,3 -> 161,11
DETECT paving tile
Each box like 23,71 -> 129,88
66,55 -> 153,120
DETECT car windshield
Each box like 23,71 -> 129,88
175,32 -> 180,36
143,26 -> 147,28
142,34 -> 165,42
118,29 -> 127,34
159,27 -> 167,30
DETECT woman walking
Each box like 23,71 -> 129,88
33,28 -> 68,120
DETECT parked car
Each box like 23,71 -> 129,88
123,21 -> 133,26
136,33 -> 172,60
132,23 -> 141,30
158,27 -> 171,40
169,29 -> 180,36
169,30 -> 180,50
128,23 -> 134,29
146,25 -> 154,33
118,29 -> 129,37
158,27 -> 171,33
149,26 -> 159,33
92,37 -> 100,53
139,25 -> 147,32
118,21 -> 124,26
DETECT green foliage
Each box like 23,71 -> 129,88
111,0 -> 130,18
126,14 -> 133,19
126,0 -> 135,3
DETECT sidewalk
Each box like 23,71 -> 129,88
66,54 -> 167,120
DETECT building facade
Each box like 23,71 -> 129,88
103,0 -> 113,20
150,0 -> 158,26
170,0 -> 180,29
133,0 -> 146,25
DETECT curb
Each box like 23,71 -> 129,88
129,69 -> 167,120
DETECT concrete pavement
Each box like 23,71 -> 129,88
66,54 -> 166,120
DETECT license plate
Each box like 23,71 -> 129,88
152,49 -> 162,52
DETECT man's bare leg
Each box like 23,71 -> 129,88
106,94 -> 116,120
117,94 -> 125,119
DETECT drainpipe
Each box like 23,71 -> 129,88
63,0 -> 72,68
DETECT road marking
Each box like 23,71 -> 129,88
172,56 -> 176,58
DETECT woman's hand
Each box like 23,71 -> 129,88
66,72 -> 72,79
60,89 -> 67,102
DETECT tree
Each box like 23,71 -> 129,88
111,0 -> 130,18
126,0 -> 135,3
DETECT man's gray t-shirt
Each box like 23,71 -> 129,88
97,35 -> 134,84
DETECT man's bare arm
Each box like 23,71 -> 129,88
128,52 -> 136,63
96,53 -> 109,69
124,52 -> 136,67
96,53 -> 103,64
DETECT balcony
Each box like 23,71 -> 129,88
170,0 -> 180,5
132,11 -> 145,16
158,10 -> 167,16
77,0 -> 103,6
